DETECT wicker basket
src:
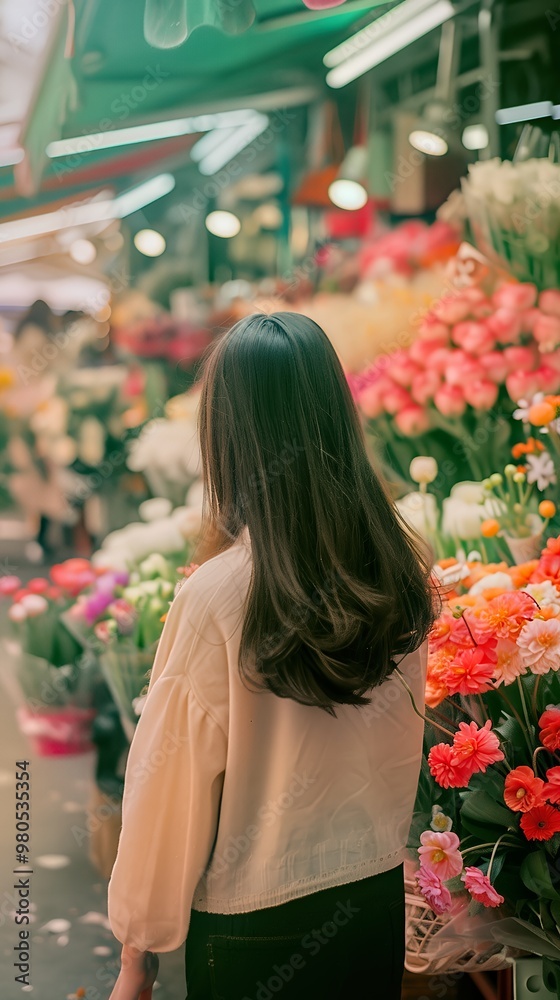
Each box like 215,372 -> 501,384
405,866 -> 517,975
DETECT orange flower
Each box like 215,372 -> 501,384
539,500 -> 556,520
528,401 -> 557,426
527,436 -> 546,454
437,557 -> 459,570
516,465 -> 527,474
508,560 -> 539,588
504,766 -> 545,812
452,720 -> 504,774
520,803 -> 560,841
481,519 -> 500,538
511,442 -> 528,459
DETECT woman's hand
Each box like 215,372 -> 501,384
108,945 -> 159,1000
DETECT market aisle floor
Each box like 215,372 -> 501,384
0,687 -> 186,1000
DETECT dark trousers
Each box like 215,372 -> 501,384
185,864 -> 405,999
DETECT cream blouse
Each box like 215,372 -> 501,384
108,530 -> 427,952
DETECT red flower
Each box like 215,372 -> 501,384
539,707 -> 560,751
443,645 -> 496,696
428,743 -> 472,788
531,536 -> 560,586
462,867 -> 504,908
27,577 -> 49,594
452,720 -> 505,774
520,803 -> 560,841
544,767 -> 560,806
50,559 -> 96,596
504,766 -> 545,812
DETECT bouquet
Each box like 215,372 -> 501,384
351,280 -> 560,495
0,560 -> 99,754
462,158 -> 560,289
405,538 -> 560,986
66,552 -> 195,738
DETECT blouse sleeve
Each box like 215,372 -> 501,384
107,584 -> 228,952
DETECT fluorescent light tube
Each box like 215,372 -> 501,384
325,0 -> 454,89
0,174 -> 175,244
193,113 -> 269,175
495,102 -> 554,125
46,110 -> 259,158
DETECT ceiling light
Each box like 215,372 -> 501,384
46,111 -> 260,158
192,113 -> 269,175
69,239 -> 97,264
325,0 -> 454,89
134,229 -> 166,256
205,211 -> 241,238
328,179 -> 368,210
113,173 -> 175,216
409,129 -> 448,155
462,123 -> 489,150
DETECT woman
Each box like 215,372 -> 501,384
108,313 -> 435,1000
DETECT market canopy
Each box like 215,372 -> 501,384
1,0 -> 390,212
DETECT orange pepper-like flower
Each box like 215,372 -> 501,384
481,518 -> 500,538
528,400 -> 557,426
539,500 -> 556,520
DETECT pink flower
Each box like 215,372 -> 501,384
381,383 -> 413,415
452,321 -> 496,355
486,308 -> 523,344
462,867 -> 504,908
544,767 -> 560,805
540,289 -> 560,318
444,350 -> 483,385
427,346 -> 456,375
433,296 -> 473,325
389,354 -> 421,387
416,867 -> 453,915
479,351 -> 511,384
411,370 -> 441,405
492,282 -> 537,311
394,405 -> 430,436
545,350 -> 560,374
517,618 -> 560,675
417,315 -> 450,341
535,365 -> 560,393
0,575 -> 22,596
428,743 -> 472,788
452,720 -> 504,774
504,346 -> 538,372
493,639 -> 527,687
463,379 -> 499,411
534,314 -> 560,352
443,646 -> 496,696
358,381 -> 387,418
434,384 -> 466,418
410,336 -> 449,365
418,831 -> 463,880
506,370 -> 542,403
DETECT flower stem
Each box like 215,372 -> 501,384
517,676 -> 533,736
487,830 -> 513,883
394,667 -> 456,738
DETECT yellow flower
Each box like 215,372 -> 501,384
0,367 -> 15,391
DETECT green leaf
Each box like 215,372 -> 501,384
479,853 -> 506,882
461,790 -> 514,829
521,852 -> 560,902
495,715 -> 527,753
551,902 -> 560,934
489,917 -> 560,960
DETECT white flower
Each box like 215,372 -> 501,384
442,499 -> 483,540
395,492 -> 438,537
513,394 -> 543,423
448,481 -> 486,504
8,604 -> 27,622
139,498 -> 173,522
525,452 -> 556,491
79,417 -> 105,466
127,418 -> 200,482
138,553 -> 171,579
432,562 -> 470,587
469,572 -> 514,596
409,457 -> 438,485
430,805 -> 453,833
20,594 -> 48,616
522,581 -> 560,612
517,618 -> 560,674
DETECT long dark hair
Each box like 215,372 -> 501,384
199,312 -> 435,714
